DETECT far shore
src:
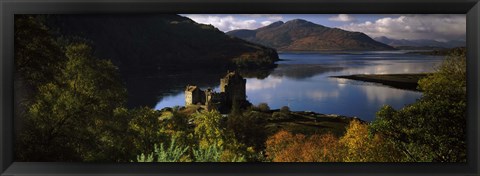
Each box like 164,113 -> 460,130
277,50 -> 398,54
330,73 -> 430,91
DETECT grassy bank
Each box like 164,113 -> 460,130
264,111 -> 359,137
180,105 -> 358,137
331,73 -> 429,91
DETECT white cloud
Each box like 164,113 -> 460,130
268,16 -> 284,21
261,21 -> 273,26
241,14 -> 284,21
329,14 -> 356,22
182,14 -> 274,32
339,14 -> 466,41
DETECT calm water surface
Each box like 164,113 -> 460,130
154,51 -> 443,121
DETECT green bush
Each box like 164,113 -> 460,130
135,138 -> 190,162
192,144 -> 223,162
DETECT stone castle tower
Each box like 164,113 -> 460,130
220,71 -> 246,104
185,71 -> 246,112
185,86 -> 204,106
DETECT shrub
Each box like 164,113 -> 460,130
135,138 -> 190,162
256,103 -> 270,112
280,106 -> 290,113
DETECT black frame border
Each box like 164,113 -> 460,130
1,0 -> 479,175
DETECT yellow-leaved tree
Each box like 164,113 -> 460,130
340,120 -> 403,162
265,130 -> 344,162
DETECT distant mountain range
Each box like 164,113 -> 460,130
226,19 -> 395,51
374,36 -> 465,49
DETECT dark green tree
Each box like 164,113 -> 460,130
371,49 -> 467,162
127,107 -> 167,158
226,110 -> 268,152
17,43 -> 127,161
14,15 -> 65,87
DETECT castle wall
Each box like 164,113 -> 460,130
186,71 -> 246,113
185,91 -> 193,106
205,91 -> 226,111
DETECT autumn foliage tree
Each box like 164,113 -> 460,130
340,120 -> 402,162
265,130 -> 344,162
265,120 -> 402,162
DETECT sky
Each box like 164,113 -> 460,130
180,14 -> 466,42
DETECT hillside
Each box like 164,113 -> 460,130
45,14 -> 279,74
42,14 -> 279,108
227,19 -> 395,51
374,36 -> 465,49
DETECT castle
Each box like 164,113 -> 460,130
185,71 -> 247,112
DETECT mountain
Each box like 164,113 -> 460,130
226,19 -> 395,51
45,14 -> 279,74
374,36 -> 466,49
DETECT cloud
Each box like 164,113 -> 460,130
339,14 -> 465,41
261,21 -> 273,26
241,14 -> 284,21
182,14 -> 274,32
329,14 -> 356,22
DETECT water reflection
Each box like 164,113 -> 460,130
246,77 -> 283,91
271,64 -> 343,80
359,84 -> 421,104
124,70 -> 224,108
152,52 -> 444,121
126,67 -> 276,108
306,90 -> 340,100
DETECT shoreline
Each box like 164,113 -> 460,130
277,50 -> 398,54
330,73 -> 430,91
177,105 -> 363,137
264,110 -> 363,137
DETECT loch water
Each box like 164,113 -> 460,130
152,51 -> 444,122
